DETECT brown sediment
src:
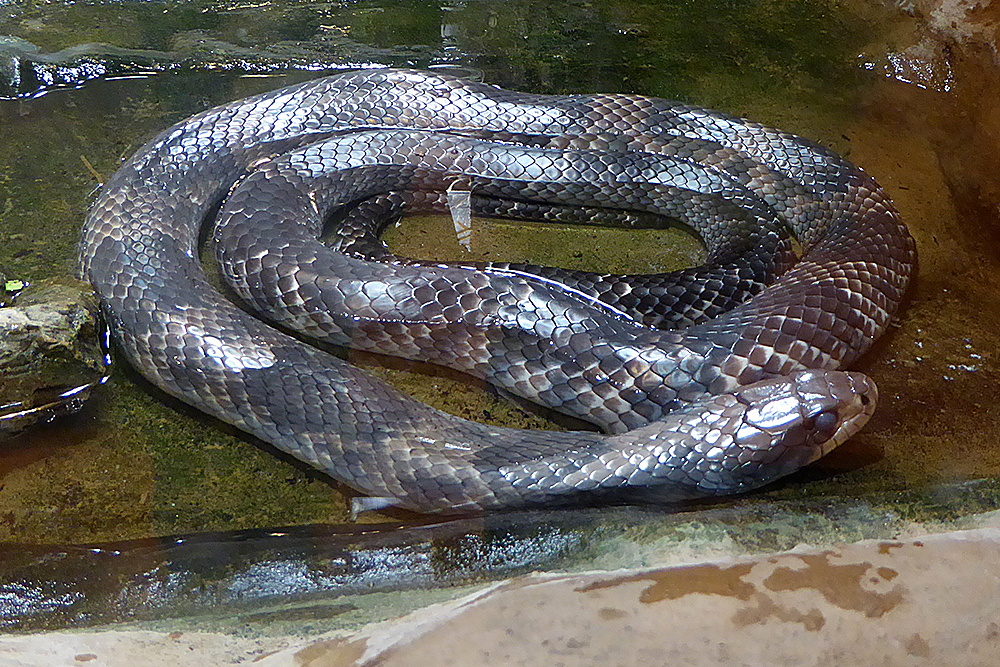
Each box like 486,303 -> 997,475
832,26 -> 1000,493
576,562 -> 756,602
761,553 -> 905,618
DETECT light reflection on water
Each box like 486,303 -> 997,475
860,42 -> 955,93
0,514 -> 588,631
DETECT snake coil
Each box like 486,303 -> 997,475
79,70 -> 915,513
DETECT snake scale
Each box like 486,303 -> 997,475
79,69 -> 915,513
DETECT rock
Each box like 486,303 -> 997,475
0,276 -> 107,438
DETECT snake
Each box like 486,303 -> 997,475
78,69 -> 915,513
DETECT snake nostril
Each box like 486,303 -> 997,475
859,393 -> 871,406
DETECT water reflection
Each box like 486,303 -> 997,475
0,513 -> 587,631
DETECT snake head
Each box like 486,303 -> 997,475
732,369 -> 878,476
502,368 -> 879,507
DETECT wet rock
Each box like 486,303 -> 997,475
0,276 -> 107,438
925,0 -> 1000,57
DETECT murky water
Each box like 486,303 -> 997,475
1,0 -> 999,631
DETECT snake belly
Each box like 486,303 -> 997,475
78,69 -> 915,513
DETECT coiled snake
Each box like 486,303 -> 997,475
79,70 -> 915,513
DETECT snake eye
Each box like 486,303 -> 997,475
813,409 -> 838,434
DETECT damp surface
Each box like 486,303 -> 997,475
0,0 -> 998,603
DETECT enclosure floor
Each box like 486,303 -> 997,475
4,520 -> 999,667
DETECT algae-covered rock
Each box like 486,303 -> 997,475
0,276 -> 107,437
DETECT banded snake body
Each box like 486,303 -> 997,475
79,69 -> 915,513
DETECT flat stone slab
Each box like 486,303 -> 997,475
3,525 -> 999,666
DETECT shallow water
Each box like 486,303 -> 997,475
0,0 -> 999,629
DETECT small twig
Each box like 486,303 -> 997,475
80,154 -> 104,185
